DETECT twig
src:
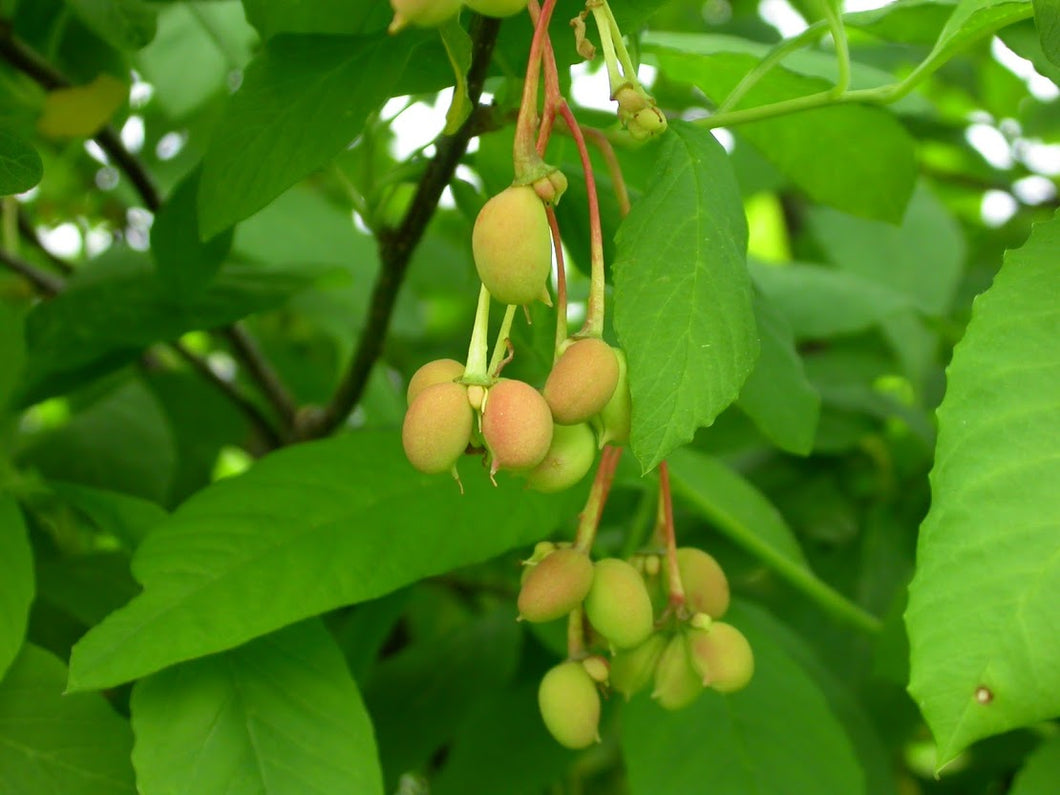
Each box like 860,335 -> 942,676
0,247 -> 63,295
221,326 -> 298,431
300,15 -> 502,439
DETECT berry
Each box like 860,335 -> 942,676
406,358 -> 465,406
544,338 -> 620,425
517,547 -> 594,623
538,661 -> 601,749
686,622 -> 754,693
472,185 -> 552,306
596,347 -> 631,446
464,0 -> 527,18
652,633 -> 703,710
388,0 -> 461,33
673,547 -> 730,619
525,422 -> 597,493
481,379 -> 553,473
610,632 -> 667,700
401,382 -> 473,474
583,558 -> 654,649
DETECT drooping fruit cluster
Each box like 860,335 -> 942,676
520,543 -> 753,748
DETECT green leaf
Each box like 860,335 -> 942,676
1010,734 -> 1060,795
613,121 -> 758,472
917,0 -> 1035,81
65,0 -> 158,50
647,34 -> 918,223
845,0 -> 958,43
151,168 -> 233,298
906,214 -> 1060,766
0,302 -> 24,412
21,248 -> 323,402
19,379 -> 177,504
622,602 -> 865,795
67,429 -> 582,691
736,295 -> 821,455
440,17 -> 473,135
198,33 -> 414,238
0,644 -> 136,794
0,128 -> 42,195
1036,0 -> 1060,65
131,619 -> 382,795
805,184 -> 966,316
750,261 -> 911,339
47,480 -> 168,550
0,496 -> 32,680
241,0 -> 388,38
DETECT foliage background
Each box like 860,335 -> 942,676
0,0 -> 1059,793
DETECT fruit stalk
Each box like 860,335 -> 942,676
546,205 -> 568,356
573,444 -> 623,553
658,461 -> 687,608
512,0 -> 559,179
464,283 -> 493,382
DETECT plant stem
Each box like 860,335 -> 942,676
221,326 -> 298,431
716,21 -> 828,113
573,445 -> 623,553
578,126 -> 631,217
512,0 -> 558,179
566,606 -> 587,658
0,246 -> 63,295
657,461 -> 686,609
546,206 -> 568,358
487,303 -> 518,377
821,0 -> 851,95
302,16 -> 501,439
464,283 -> 492,380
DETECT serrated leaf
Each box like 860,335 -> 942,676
0,128 -> 42,195
0,496 -> 33,680
65,0 -> 158,50
198,33 -> 414,238
919,0 -> 1035,80
1010,734 -> 1060,795
151,168 -> 233,298
1036,0 -> 1060,65
646,34 -> 918,222
613,121 -> 757,472
906,214 -> 1060,766
736,295 -> 820,455
131,619 -> 382,795
67,430 -> 583,691
0,644 -> 135,794
622,602 -> 865,795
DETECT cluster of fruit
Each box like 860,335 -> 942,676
523,544 -> 754,748
388,0 -> 526,34
401,183 -> 631,492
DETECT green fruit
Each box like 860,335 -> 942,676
538,661 -> 601,749
652,633 -> 703,710
481,379 -> 553,473
686,622 -> 754,693
583,558 -> 654,649
406,358 -> 465,406
464,0 -> 527,17
543,338 -> 620,425
673,547 -> 730,619
596,347 -> 631,446
525,423 -> 597,493
401,382 -> 472,474
472,185 -> 552,306
517,548 -> 594,623
388,0 -> 461,32
610,632 -> 667,700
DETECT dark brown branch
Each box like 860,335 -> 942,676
18,211 -> 74,274
299,15 -> 502,439
221,326 -> 298,431
0,247 -> 63,295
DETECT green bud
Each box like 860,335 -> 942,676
583,558 -> 655,650
610,632 -> 667,700
686,622 -> 754,693
538,661 -> 601,749
651,633 -> 702,710
517,548 -> 594,623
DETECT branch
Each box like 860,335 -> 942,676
0,247 -> 63,295
299,15 -> 502,439
221,326 -> 298,432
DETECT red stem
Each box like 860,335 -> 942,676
658,461 -> 686,607
514,0 -> 559,176
546,205 -> 568,357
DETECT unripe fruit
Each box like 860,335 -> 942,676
610,632 -> 667,700
673,547 -> 730,619
406,358 -> 465,406
544,339 -> 620,425
583,558 -> 654,650
401,382 -> 472,474
472,186 -> 552,306
517,548 -> 594,623
581,655 -> 610,684
652,633 -> 703,710
464,0 -> 527,18
686,622 -> 754,693
388,0 -> 461,33
538,661 -> 601,749
596,347 -> 631,446
525,423 -> 597,493
481,379 -> 553,473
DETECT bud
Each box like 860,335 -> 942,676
610,633 -> 666,700
651,633 -> 702,710
686,622 -> 754,693
583,558 -> 655,649
531,169 -> 568,205
517,548 -> 594,623
581,655 -> 610,685
538,661 -> 601,749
